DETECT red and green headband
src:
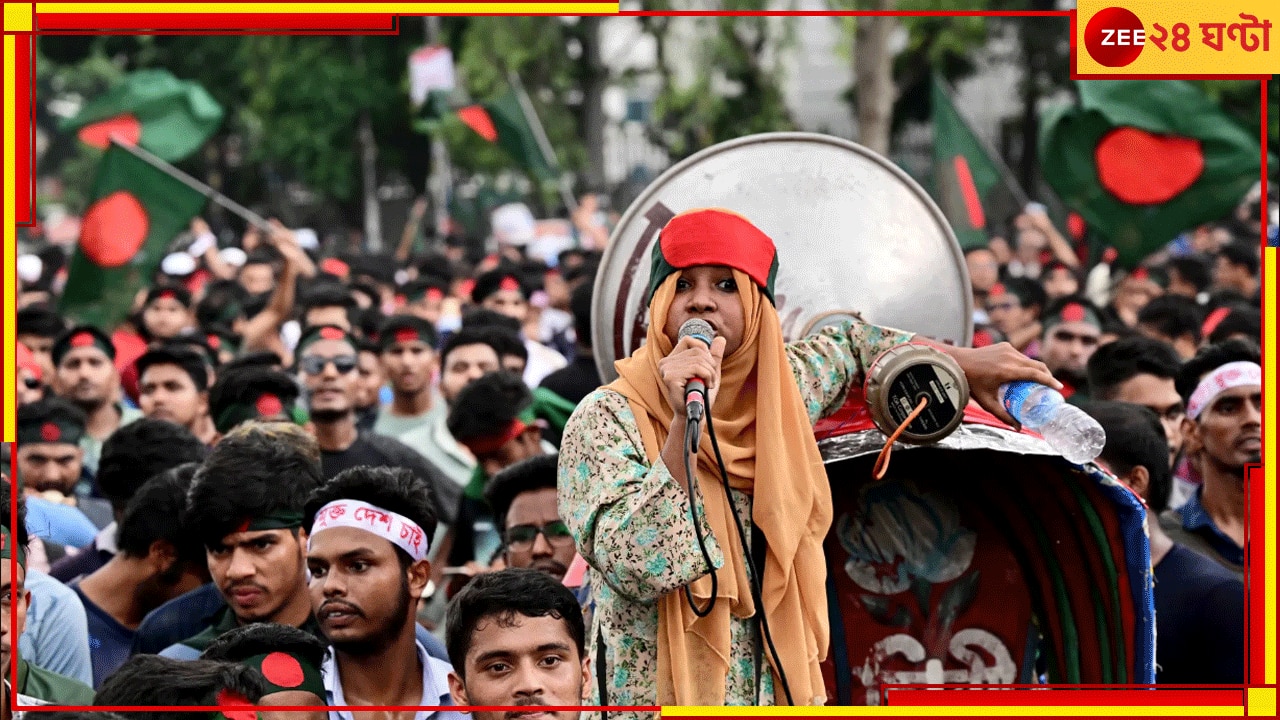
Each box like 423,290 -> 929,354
214,393 -> 308,434
295,325 -> 353,357
1044,301 -> 1102,333
242,652 -> 326,699
459,405 -> 538,458
1,525 -> 26,570
649,208 -> 779,305
17,419 -> 85,446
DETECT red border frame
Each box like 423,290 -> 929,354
4,5 -> 1273,717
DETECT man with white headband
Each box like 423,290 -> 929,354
305,466 -> 464,719
1161,338 -> 1261,577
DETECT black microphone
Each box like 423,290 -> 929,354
678,319 -> 716,436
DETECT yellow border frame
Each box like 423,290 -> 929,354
1,4 -> 1273,717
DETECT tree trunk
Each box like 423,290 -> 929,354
854,0 -> 897,156
358,111 -> 383,253
579,17 -> 608,191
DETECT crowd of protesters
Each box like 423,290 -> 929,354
3,186 -> 1264,717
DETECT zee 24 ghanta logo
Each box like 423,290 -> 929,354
1084,6 -> 1272,67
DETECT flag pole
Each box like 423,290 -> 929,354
506,70 -> 578,214
108,137 -> 273,232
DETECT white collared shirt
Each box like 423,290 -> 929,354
323,640 -> 464,720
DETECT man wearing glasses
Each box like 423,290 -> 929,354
295,324 -> 453,527
484,455 -> 575,581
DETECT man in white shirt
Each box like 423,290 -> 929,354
305,466 -> 463,720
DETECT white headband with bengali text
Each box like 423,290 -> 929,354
309,499 -> 430,562
1186,361 -> 1261,420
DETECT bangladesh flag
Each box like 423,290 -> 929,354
60,145 -> 208,329
932,76 -> 1006,249
1039,80 -> 1262,267
60,68 -> 224,163
455,90 -> 557,179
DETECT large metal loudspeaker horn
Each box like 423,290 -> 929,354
593,132 -> 974,385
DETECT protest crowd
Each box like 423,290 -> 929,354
3,33 -> 1270,720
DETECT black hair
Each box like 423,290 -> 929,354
241,293 -> 270,320
209,366 -> 302,427
145,283 -> 193,308
377,314 -> 439,351
1167,255 -> 1212,293
561,258 -> 600,287
1002,277 -> 1047,316
1218,241 -> 1260,276
1041,259 -> 1079,281
484,454 -> 559,533
1136,294 -> 1203,344
301,282 -> 357,313
201,621 -> 328,670
1207,305 -> 1261,345
1101,319 -> 1139,342
462,307 -> 523,334
16,304 -> 66,338
477,326 -> 527,365
136,345 -> 210,393
1176,338 -> 1262,404
303,466 -> 439,568
1087,336 -> 1182,401
221,351 -> 284,375
196,279 -> 248,328
1205,288 -> 1249,312
97,418 -> 207,512
447,371 -> 533,443
16,395 -> 88,436
187,422 -> 322,547
353,306 -> 387,340
96,655 -> 268,714
445,568 -> 586,679
570,280 -> 593,348
439,326 -> 504,368
42,713 -> 129,720
412,253 -> 458,283
242,248 -> 280,269
349,281 -> 382,308
0,475 -> 30,551
1082,401 -> 1173,513
402,275 -> 450,301
117,462 -> 204,565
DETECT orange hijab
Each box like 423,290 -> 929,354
609,256 -> 831,706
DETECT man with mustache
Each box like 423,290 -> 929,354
296,324 -> 452,525
446,569 -> 590,720
136,345 -> 217,446
160,422 -> 323,658
1161,338 -> 1261,577
305,466 -> 463,719
484,455 -> 574,581
50,325 -> 142,477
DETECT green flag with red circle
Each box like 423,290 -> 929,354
59,145 -> 208,329
454,90 -> 557,179
59,68 -> 224,163
1039,80 -> 1262,267
932,76 -> 1005,250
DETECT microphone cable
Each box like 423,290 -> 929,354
680,405 -> 796,706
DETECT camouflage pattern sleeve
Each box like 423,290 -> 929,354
786,318 -> 916,423
557,388 -> 725,603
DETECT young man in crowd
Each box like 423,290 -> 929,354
1036,296 -> 1102,400
206,365 -> 308,441
294,324 -> 452,525
1212,241 -> 1259,299
484,455 -> 574,581
16,304 -> 65,384
1084,401 -> 1243,684
1164,255 -> 1212,300
1136,295 -> 1203,361
139,285 -> 196,343
446,569 -> 590,720
1039,261 -> 1080,301
50,418 -> 207,584
201,622 -> 329,718
354,338 -> 386,432
304,467 -> 461,718
373,315 -> 441,439
985,279 -> 1045,356
400,276 -> 450,327
161,422 -> 323,658
72,464 -> 209,687
1161,339 -> 1260,577
136,345 -> 217,446
50,325 -> 142,477
471,269 -> 566,386
300,282 -> 356,332
15,398 -> 103,545
1087,336 -> 1187,473
0,477 -> 96,705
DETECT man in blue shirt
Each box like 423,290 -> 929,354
73,463 -> 209,687
304,465 -> 462,720
1161,339 -> 1261,577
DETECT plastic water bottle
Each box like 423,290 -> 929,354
998,381 -> 1106,465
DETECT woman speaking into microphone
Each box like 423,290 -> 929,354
558,208 -> 1057,708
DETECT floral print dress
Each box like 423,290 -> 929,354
558,319 -> 914,711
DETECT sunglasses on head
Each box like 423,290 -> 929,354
299,354 -> 358,375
